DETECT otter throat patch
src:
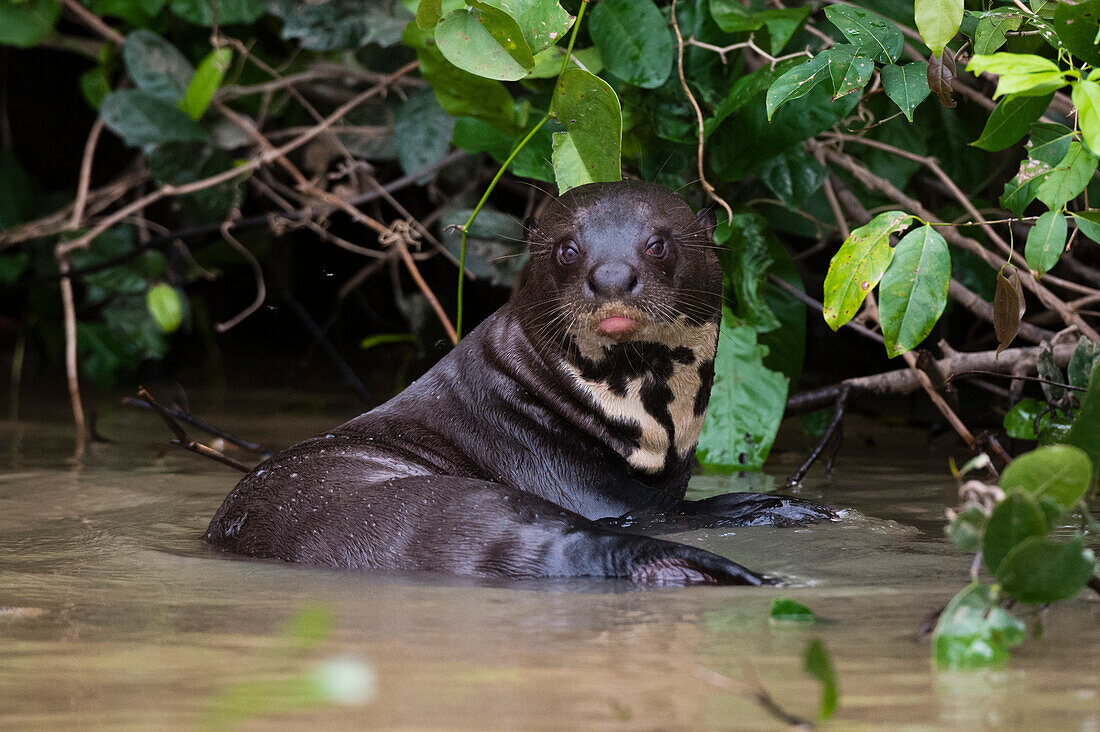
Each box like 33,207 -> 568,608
564,315 -> 718,474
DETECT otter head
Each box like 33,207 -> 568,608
516,180 -> 723,475
518,180 -> 721,355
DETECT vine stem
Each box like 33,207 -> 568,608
456,115 -> 549,338
455,0 -> 589,340
670,0 -> 733,224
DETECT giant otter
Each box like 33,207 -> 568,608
206,181 -> 833,585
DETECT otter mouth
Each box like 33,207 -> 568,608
597,315 -> 639,341
587,304 -> 648,343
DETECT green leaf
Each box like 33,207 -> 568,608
124,30 -> 194,104
1072,80 -> 1100,156
710,1 -> 811,54
1028,122 -> 1075,165
823,211 -> 912,331
403,23 -> 516,135
1054,0 -> 1100,67
0,253 -> 29,284
998,536 -> 1096,603
146,283 -> 183,334
915,0 -> 963,57
435,2 -> 535,81
146,142 -> 242,220
769,598 -> 816,623
440,207 -> 527,287
76,323 -> 127,389
1004,397 -> 1065,440
274,0 -> 411,50
416,0 -> 442,29
99,90 -> 210,147
759,6 -> 813,54
1072,210 -> 1100,244
715,213 -> 782,332
966,53 -> 1067,99
983,489 -> 1049,575
169,0 -> 265,25
1000,444 -> 1093,511
878,224 -> 950,358
881,62 -> 931,122
1066,357 -> 1100,469
972,93 -> 1053,152
527,45 -> 603,79
394,87 -> 456,181
480,0 -> 573,56
758,237 -> 805,386
87,0 -> 167,25
1068,337 -> 1100,390
708,66 -> 788,135
179,47 -> 232,121
933,584 -> 1025,670
359,333 -> 418,350
803,639 -> 838,721
999,123 -> 1074,215
825,45 -> 875,101
1036,142 -> 1099,210
823,5 -> 903,64
0,0 -> 60,48
697,316 -> 788,471
589,0 -> 673,89
946,504 -> 986,553
765,54 -> 831,120
717,70 -> 858,179
550,68 -> 622,191
1024,210 -> 1066,275
0,152 -> 33,229
756,145 -> 825,208
80,65 -> 111,110
974,10 -> 1024,55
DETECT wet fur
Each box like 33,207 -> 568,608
205,181 -> 833,585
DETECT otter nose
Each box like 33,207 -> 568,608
587,262 -> 639,298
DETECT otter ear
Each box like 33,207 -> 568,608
523,216 -> 540,244
695,207 -> 717,241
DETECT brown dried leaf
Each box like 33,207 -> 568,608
927,52 -> 957,108
993,264 -> 1026,356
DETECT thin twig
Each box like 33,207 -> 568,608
215,221 -> 266,333
693,666 -> 812,730
70,118 -> 104,228
768,274 -> 884,344
786,341 -> 1079,415
57,60 -> 419,257
62,0 -> 125,45
121,397 -> 271,455
137,387 -> 252,472
392,230 -> 458,344
671,0 -> 733,222
787,383 -> 851,488
943,370 -> 1086,391
57,254 -> 86,451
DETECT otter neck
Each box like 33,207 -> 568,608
558,317 -> 719,474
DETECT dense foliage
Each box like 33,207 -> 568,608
1,0 -> 1099,668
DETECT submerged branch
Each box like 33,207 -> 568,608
786,342 -> 1079,416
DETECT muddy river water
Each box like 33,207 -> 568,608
1,396 -> 1098,729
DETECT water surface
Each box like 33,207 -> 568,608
2,399 -> 1098,729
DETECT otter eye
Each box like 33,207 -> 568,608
557,241 -> 580,265
645,237 -> 668,259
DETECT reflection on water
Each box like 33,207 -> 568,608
1,402 -> 1098,729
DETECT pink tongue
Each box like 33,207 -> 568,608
598,316 -> 638,339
